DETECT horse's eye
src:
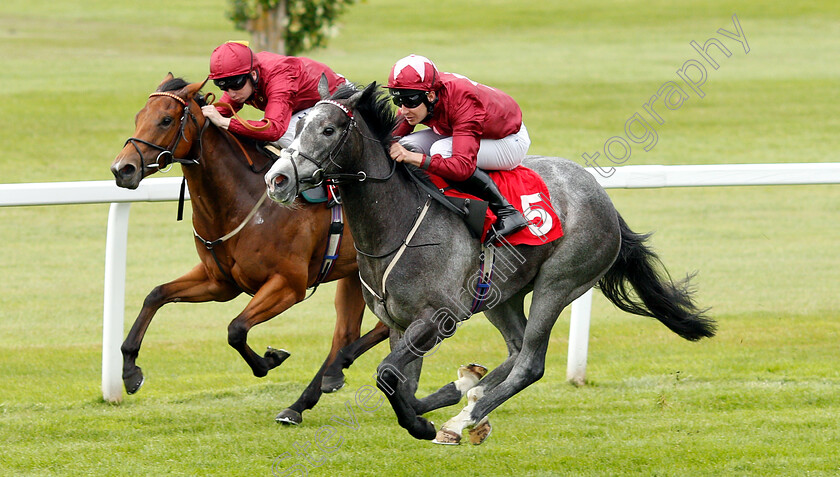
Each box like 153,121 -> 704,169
323,127 -> 335,136
160,116 -> 173,127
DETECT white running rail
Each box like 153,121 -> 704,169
2,163 -> 839,401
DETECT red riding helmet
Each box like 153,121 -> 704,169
387,54 -> 441,92
209,42 -> 258,79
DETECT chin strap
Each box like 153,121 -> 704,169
423,93 -> 439,121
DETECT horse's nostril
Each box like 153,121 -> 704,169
119,164 -> 136,179
273,175 -> 287,187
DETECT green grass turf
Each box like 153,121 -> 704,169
1,0 -> 838,475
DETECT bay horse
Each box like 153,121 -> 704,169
264,82 -> 716,444
110,74 -> 391,425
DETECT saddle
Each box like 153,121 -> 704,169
404,166 -> 489,239
411,165 -> 565,247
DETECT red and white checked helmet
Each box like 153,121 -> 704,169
387,54 -> 441,92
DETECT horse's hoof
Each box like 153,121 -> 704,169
458,363 -> 488,380
321,373 -> 346,394
123,367 -> 145,395
265,347 -> 291,369
275,408 -> 302,426
412,417 -> 437,441
468,418 -> 492,445
432,428 -> 461,445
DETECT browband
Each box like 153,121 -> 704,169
316,99 -> 353,118
149,92 -> 187,107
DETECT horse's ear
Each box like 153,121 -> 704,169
345,82 -> 378,110
318,73 -> 330,100
185,78 -> 207,97
158,72 -> 175,88
361,81 -> 378,102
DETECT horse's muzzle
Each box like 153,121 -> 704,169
265,170 -> 295,205
111,157 -> 141,190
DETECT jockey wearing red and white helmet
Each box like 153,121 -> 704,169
200,41 -> 346,147
388,54 -> 530,242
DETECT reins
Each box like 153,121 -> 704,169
213,101 -> 273,132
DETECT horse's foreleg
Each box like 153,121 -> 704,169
376,320 -> 450,441
321,321 -> 390,392
121,264 -> 239,394
227,274 -> 303,378
410,363 -> 487,416
412,292 -> 529,420
277,276 -> 388,425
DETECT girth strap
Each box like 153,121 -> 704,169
304,203 -> 345,300
193,192 -> 268,248
470,245 -> 496,314
359,198 -> 432,305
193,193 -> 268,289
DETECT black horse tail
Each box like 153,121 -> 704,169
598,213 -> 716,341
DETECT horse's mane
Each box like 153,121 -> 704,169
157,76 -> 207,107
329,82 -> 399,149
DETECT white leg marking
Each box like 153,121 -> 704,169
441,386 -> 484,435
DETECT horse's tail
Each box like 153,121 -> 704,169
598,213 -> 716,341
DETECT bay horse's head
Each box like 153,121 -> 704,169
265,79 -> 395,205
111,73 -> 208,189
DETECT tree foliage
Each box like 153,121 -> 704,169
227,0 -> 355,56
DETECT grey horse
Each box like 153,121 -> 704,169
264,82 -> 715,444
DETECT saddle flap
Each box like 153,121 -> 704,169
445,196 -> 488,239
255,142 -> 282,164
300,186 -> 329,204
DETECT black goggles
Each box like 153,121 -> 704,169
213,74 -> 250,91
391,91 -> 426,109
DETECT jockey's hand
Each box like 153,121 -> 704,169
389,142 -> 424,167
200,105 -> 231,130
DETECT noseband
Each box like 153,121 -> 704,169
124,91 -> 203,175
283,99 -> 396,197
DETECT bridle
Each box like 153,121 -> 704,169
124,91 -> 205,177
283,99 -> 396,197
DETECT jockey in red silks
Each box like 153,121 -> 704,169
387,54 -> 530,242
201,41 -> 346,148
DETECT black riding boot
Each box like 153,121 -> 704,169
456,169 -> 529,243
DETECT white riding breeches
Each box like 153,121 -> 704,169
399,123 -> 531,171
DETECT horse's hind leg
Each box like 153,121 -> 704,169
320,274 -> 378,393
276,321 -> 389,424
321,321 -> 390,392
467,279 -> 596,441
121,264 -> 239,394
